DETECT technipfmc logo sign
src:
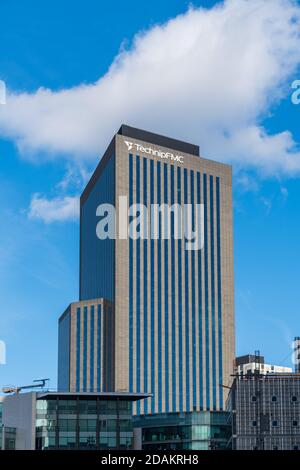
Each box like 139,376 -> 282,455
124,140 -> 184,163
124,140 -> 134,151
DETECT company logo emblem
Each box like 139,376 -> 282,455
124,140 -> 134,151
124,140 -> 184,164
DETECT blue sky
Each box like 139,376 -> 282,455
0,0 -> 300,390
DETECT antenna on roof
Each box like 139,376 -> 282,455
2,378 -> 49,394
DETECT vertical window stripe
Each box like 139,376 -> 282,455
97,304 -> 102,392
164,163 -> 169,412
191,170 -> 197,409
157,161 -> 162,413
136,155 -> 141,415
203,173 -> 210,409
83,306 -> 88,392
216,177 -> 223,409
171,165 -> 176,411
129,154 -> 133,392
177,166 -> 183,412
197,173 -> 203,409
143,158 -> 148,414
150,159 -> 155,413
90,305 -> 94,392
210,175 -> 217,410
184,168 -> 190,411
76,307 -> 81,392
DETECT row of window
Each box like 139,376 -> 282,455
36,399 -> 131,414
251,395 -> 298,403
252,420 -> 299,427
36,418 -> 132,433
253,445 -> 299,451
36,435 -> 132,450
142,424 -> 230,443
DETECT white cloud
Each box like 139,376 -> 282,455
235,172 -> 260,193
0,80 -> 6,105
260,195 -> 273,214
56,164 -> 91,191
28,194 -> 79,223
0,0 -> 300,175
280,186 -> 289,199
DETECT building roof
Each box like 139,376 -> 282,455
117,124 -> 200,157
36,391 -> 150,401
234,372 -> 300,381
236,354 -> 264,366
80,124 -> 201,204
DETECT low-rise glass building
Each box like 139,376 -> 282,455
134,411 -> 231,450
1,391 -> 147,450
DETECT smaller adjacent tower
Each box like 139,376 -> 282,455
58,298 -> 115,393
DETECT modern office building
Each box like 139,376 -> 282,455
133,411 -> 231,450
227,372 -> 300,450
0,391 -> 147,450
58,125 -> 235,422
235,354 -> 292,375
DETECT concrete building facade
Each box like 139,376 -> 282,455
227,373 -> 300,450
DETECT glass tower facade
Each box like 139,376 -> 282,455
127,154 -> 226,413
80,154 -> 115,302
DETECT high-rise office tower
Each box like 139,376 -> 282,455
58,125 -> 235,419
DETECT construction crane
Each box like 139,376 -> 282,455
2,378 -> 49,394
